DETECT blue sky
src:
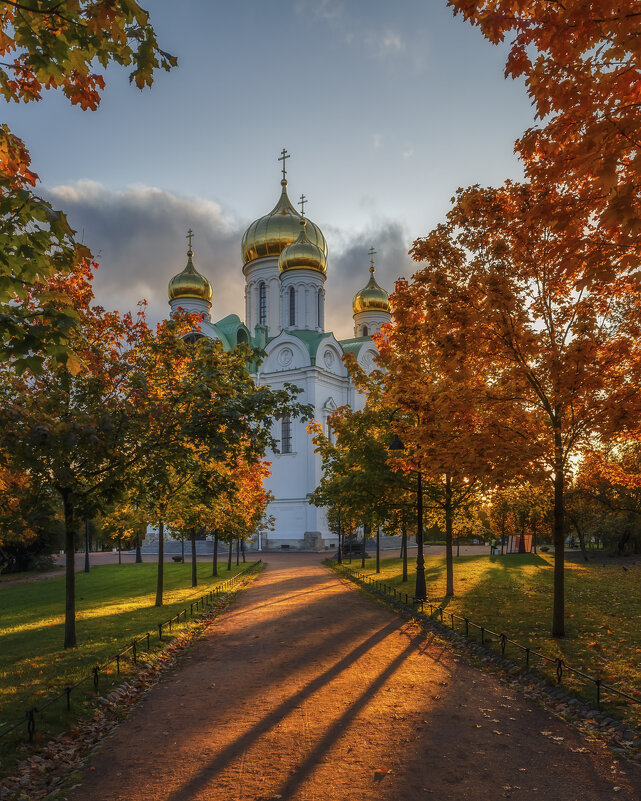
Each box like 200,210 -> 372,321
6,0 -> 534,338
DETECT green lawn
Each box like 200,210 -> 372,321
344,553 -> 641,725
0,560 -> 251,773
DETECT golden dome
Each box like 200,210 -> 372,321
241,179 -> 327,266
352,255 -> 390,314
279,218 -> 327,274
168,248 -> 213,303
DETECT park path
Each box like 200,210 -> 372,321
67,554 -> 640,801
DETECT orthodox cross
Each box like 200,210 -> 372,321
186,228 -> 194,251
278,148 -> 290,180
368,246 -> 376,272
298,194 -> 307,216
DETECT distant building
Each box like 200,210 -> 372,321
164,154 -> 391,551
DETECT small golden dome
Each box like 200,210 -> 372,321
352,255 -> 390,314
241,179 -> 327,266
168,248 -> 213,303
279,218 -> 327,274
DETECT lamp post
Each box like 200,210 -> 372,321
389,433 -> 427,601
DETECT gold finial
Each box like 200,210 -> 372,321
278,148 -> 290,182
186,228 -> 194,254
298,193 -> 307,217
368,246 -> 376,274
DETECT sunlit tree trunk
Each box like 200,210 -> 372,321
63,492 -> 77,649
376,526 -> 380,573
444,474 -> 454,597
191,527 -> 197,587
552,425 -> 565,637
155,520 -> 164,607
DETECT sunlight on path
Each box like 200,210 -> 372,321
68,554 -> 641,801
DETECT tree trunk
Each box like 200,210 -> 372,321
361,524 -> 368,568
181,536 -> 185,563
552,426 -> 565,637
415,472 -> 427,600
135,527 -> 142,563
401,524 -> 408,583
376,526 -> 380,574
63,493 -> 77,649
241,539 -> 246,563
84,519 -> 90,573
532,518 -> 537,554
155,520 -> 164,607
212,532 -> 218,577
444,474 -> 454,597
118,533 -> 122,565
236,538 -> 240,566
227,539 -> 232,571
191,527 -> 197,587
337,515 -> 342,564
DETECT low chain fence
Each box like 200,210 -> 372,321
335,563 -> 640,713
0,560 -> 262,745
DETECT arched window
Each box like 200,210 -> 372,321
259,282 -> 267,326
281,416 -> 292,453
362,325 -> 369,337
289,286 -> 296,327
236,329 -> 248,345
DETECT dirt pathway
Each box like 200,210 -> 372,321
67,554 -> 641,801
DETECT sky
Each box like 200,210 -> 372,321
6,0 -> 536,339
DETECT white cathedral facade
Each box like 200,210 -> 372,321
166,156 -> 391,551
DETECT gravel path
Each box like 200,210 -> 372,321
66,553 -> 641,801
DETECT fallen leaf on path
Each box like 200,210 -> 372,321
374,766 -> 392,775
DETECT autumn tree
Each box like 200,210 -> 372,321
448,0 -> 641,270
408,179 -> 641,634
0,260 -> 152,647
0,1 -> 175,368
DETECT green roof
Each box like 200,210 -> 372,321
288,329 -> 331,365
338,336 -> 370,357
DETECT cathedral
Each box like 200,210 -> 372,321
167,153 -> 391,551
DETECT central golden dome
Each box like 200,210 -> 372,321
241,179 -> 327,266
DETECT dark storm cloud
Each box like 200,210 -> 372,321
46,181 -> 247,324
45,182 -> 414,339
323,220 -> 415,337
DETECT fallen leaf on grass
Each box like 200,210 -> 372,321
374,766 -> 392,775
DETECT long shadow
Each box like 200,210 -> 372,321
166,619 -> 402,801
272,635 -> 422,800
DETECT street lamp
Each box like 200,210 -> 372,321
388,433 -> 427,601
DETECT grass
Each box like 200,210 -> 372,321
343,552 -> 641,726
0,560 -> 251,775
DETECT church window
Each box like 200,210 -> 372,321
362,325 -> 368,337
289,286 -> 296,326
237,329 -> 248,345
259,282 -> 267,325
281,416 -> 292,453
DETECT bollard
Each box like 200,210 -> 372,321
525,647 -> 530,668
451,613 -> 454,630
132,640 -> 137,664
116,654 -> 120,675
481,627 -> 485,645
465,617 -> 469,638
93,666 -> 100,692
596,677 -> 601,707
65,686 -> 71,711
146,632 -> 150,650
158,623 -> 163,641
500,633 -> 506,657
26,708 -> 36,742
556,658 -> 563,684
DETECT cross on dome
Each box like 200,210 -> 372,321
368,246 -> 376,273
186,228 -> 194,253
278,148 -> 290,181
298,194 -> 307,216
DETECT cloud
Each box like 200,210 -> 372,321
46,181 -> 246,325
45,181 -> 413,341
